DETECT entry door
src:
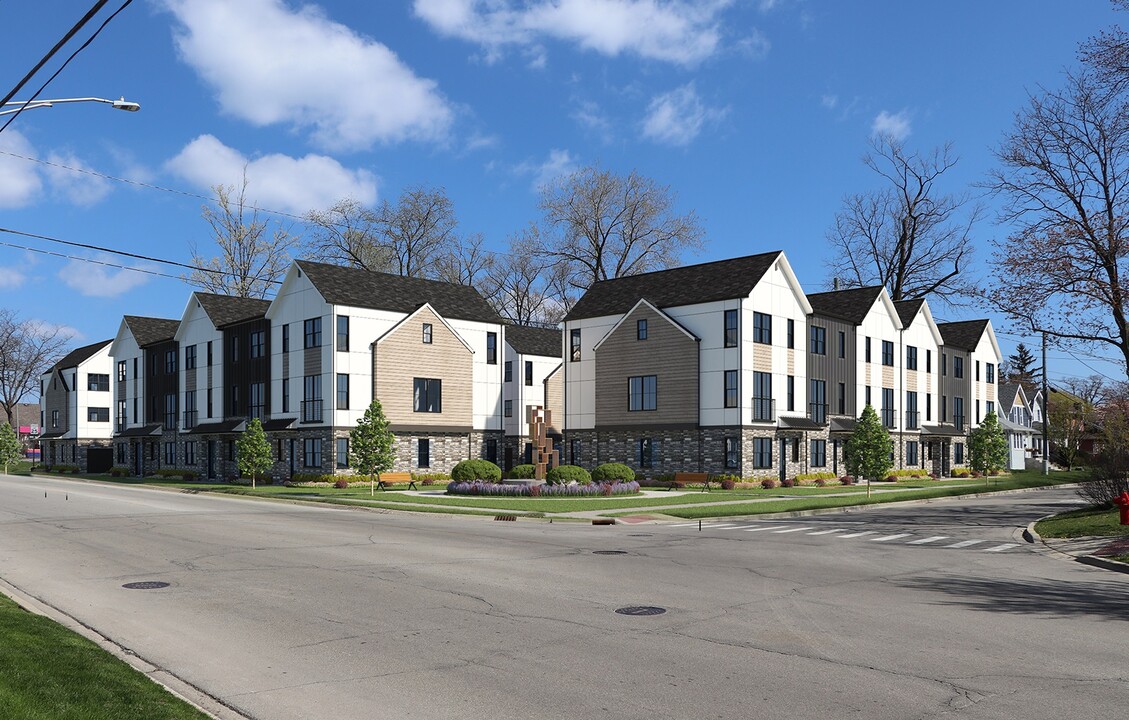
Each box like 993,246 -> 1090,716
941,441 -> 951,476
207,441 -> 216,479
504,446 -> 514,473
779,438 -> 787,482
289,439 -> 296,476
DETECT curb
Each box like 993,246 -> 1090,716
1076,555 -> 1129,574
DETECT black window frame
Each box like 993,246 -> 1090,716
810,326 -> 826,355
336,373 -> 349,411
504,360 -> 512,382
87,373 -> 110,392
337,315 -> 349,353
628,375 -> 658,412
413,378 -> 443,413
304,317 -> 322,349
422,323 -> 433,344
906,345 -> 917,371
417,438 -> 431,468
724,309 -> 739,348
524,360 -> 533,386
336,437 -> 349,469
753,437 -> 772,469
185,345 -> 197,370
811,439 -> 827,467
881,340 -> 894,367
753,312 -> 772,345
954,356 -> 964,379
570,329 -> 581,362
787,319 -> 794,349
724,369 -> 739,408
486,332 -> 497,365
724,437 -> 739,469
249,330 -> 265,359
637,318 -> 648,340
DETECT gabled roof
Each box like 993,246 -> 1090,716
806,286 -> 887,325
48,339 -> 111,373
505,324 -> 561,358
998,382 -> 1027,412
593,298 -> 699,351
294,260 -> 501,324
123,316 -> 180,347
194,293 -> 271,329
937,319 -> 990,351
893,298 -> 926,327
564,252 -> 787,321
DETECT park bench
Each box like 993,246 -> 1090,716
673,472 -> 710,492
376,472 -> 416,491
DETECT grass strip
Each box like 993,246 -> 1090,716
0,594 -> 209,720
1034,506 -> 1129,539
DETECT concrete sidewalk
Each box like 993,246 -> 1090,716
1032,531 -> 1129,575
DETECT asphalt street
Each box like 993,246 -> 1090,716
0,476 -> 1125,720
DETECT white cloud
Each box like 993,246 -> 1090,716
0,130 -> 43,208
516,149 -> 578,190
44,152 -> 112,206
165,135 -> 378,215
736,28 -> 770,58
821,94 -> 838,109
872,109 -> 912,141
572,99 -> 614,141
641,83 -> 725,146
0,267 -> 25,290
163,0 -> 453,150
414,0 -> 734,65
58,256 -> 155,298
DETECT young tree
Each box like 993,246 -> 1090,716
844,404 -> 894,495
969,411 -> 1009,480
825,136 -> 982,303
236,417 -> 273,489
188,174 -> 298,298
0,422 -> 21,474
350,400 -> 396,495
0,309 -> 69,428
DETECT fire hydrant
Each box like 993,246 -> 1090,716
1114,491 -> 1129,526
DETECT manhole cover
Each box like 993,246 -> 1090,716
592,550 -> 628,555
615,606 -> 666,616
122,581 -> 170,590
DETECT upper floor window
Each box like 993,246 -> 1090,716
837,331 -> 846,359
628,375 -> 657,411
906,345 -> 918,371
422,323 -> 433,344
524,360 -> 533,386
230,336 -> 240,363
282,324 -> 290,353
724,370 -> 739,408
336,374 -> 349,410
206,341 -> 213,367
165,349 -> 177,374
976,361 -> 981,381
941,352 -> 947,376
185,345 -> 197,370
249,331 -> 265,359
504,361 -> 513,383
986,363 -> 996,384
570,329 -> 581,362
881,340 -> 894,366
787,318 -> 795,349
954,356 -> 964,378
926,349 -> 932,373
865,336 -> 872,363
87,374 -> 109,392
753,312 -> 771,344
504,399 -> 512,418
88,407 -> 109,422
304,317 -> 322,348
337,315 -> 349,352
487,332 -> 497,364
810,326 -> 826,355
117,361 -> 126,382
637,318 -> 648,340
413,378 -> 442,413
724,309 -> 739,347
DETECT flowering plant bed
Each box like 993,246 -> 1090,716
447,480 -> 640,497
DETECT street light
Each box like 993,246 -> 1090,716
0,96 -> 140,117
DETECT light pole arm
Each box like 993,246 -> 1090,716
0,96 -> 140,117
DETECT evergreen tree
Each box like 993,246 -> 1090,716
0,423 -> 21,474
844,404 -> 894,492
1004,343 -> 1040,385
236,417 -> 273,488
969,411 -> 1009,479
350,400 -> 396,493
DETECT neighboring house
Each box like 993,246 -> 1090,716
501,324 -> 562,471
1030,386 -> 1046,459
109,316 -> 181,476
561,251 -> 813,478
38,339 -> 114,472
936,319 -> 1003,472
998,382 -> 1036,471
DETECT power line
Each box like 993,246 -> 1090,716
0,240 -> 191,283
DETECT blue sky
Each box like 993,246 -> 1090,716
0,0 -> 1123,389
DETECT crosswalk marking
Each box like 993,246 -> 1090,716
806,529 -> 846,536
907,536 -> 949,544
670,522 -> 699,527
984,543 -> 1019,552
945,539 -> 985,548
772,527 -> 813,534
742,525 -> 789,532
718,525 -> 751,530
706,524 -> 740,529
837,531 -> 876,539
871,533 -> 913,542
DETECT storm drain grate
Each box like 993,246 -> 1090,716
615,606 -> 666,616
122,581 -> 170,590
592,550 -> 628,555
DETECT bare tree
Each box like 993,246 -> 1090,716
0,309 -> 69,427
987,71 -> 1129,379
1063,374 -> 1109,407
535,165 -> 704,296
433,232 -> 495,287
825,136 -> 982,302
188,175 -> 297,298
1080,0 -> 1129,90
486,226 -> 562,325
304,198 -> 391,271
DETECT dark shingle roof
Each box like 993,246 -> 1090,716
195,293 -> 271,329
49,339 -> 111,373
998,382 -> 1021,411
893,298 -> 926,327
805,286 -> 886,325
937,319 -> 990,351
124,316 -> 180,347
295,260 -> 501,324
505,325 -> 561,358
564,252 -> 782,321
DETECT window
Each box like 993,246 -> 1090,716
838,382 -> 846,415
570,329 -> 581,362
926,394 -> 932,422
811,439 -> 827,467
207,341 -> 213,367
336,374 -> 349,410
906,345 -> 917,370
881,387 -> 895,428
249,382 -> 265,420
906,391 -> 919,429
628,375 -> 658,411
117,361 -> 126,382
303,375 -> 323,423
282,324 -> 290,353
337,315 -> 349,352
525,361 -> 533,386
787,375 -> 795,412
638,438 -> 655,468
164,442 -> 176,466
184,390 -> 197,429
487,332 -> 497,364
976,361 -> 981,381
523,443 -> 533,464
337,438 -> 349,469
304,317 -> 322,348
725,437 -> 739,469
87,374 -> 109,392
955,442 -> 965,465
907,441 -> 918,467
165,349 -> 178,374
504,399 -> 513,418
88,407 -> 109,422
724,309 -> 739,347
250,330 -> 265,359
954,356 -> 964,378
865,336 -> 872,363
954,396 -> 965,429
422,323 -> 433,344
940,394 -> 948,423
231,336 -> 240,363
881,340 -> 894,366
787,319 -> 795,349
485,438 -> 498,464
413,378 -> 442,413
810,379 -> 827,423
926,349 -> 932,373
941,352 -> 947,376
724,370 -> 739,408
637,318 -> 648,340
976,400 -> 981,425
986,363 -> 996,384
185,345 -> 197,370
185,441 -> 196,466
753,312 -> 772,344
151,352 -> 158,377
753,371 -> 773,421
116,399 -> 126,429
753,438 -> 772,469
987,400 -> 995,416
282,379 -> 290,413
304,438 -> 322,468
417,438 -> 430,468
570,439 -> 582,465
164,393 -> 177,430
504,361 -> 513,382
230,385 -> 240,416
810,326 -> 826,355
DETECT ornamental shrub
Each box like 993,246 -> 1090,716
446,480 -> 640,497
720,478 -> 736,490
839,475 -> 855,485
546,464 -> 591,485
334,478 -> 349,489
591,462 -> 635,482
780,477 -> 795,488
451,459 -> 502,482
761,478 -> 777,489
508,464 -> 536,479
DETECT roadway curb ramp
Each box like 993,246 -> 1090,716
1026,516 -> 1129,575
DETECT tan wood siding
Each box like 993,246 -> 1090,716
544,365 -> 563,428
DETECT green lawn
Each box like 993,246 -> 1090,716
0,594 -> 209,720
1034,506 -> 1129,539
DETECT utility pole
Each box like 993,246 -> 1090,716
1042,332 -> 1049,475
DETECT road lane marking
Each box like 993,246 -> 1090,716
907,536 -> 949,544
670,523 -> 699,527
983,544 -> 1019,552
807,529 -> 847,535
871,533 -> 913,542
772,527 -> 814,533
705,524 -> 739,529
742,525 -> 789,532
837,531 -> 876,539
945,540 -> 985,548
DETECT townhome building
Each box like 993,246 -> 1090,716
265,260 -> 506,476
998,382 -> 1037,470
38,339 -> 114,472
936,320 -> 1002,473
561,252 -> 813,478
893,298 -> 946,473
109,316 -> 180,476
501,324 -> 562,471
